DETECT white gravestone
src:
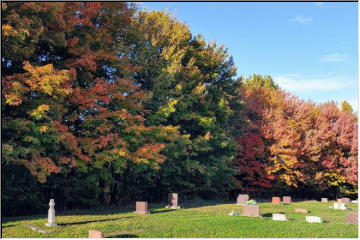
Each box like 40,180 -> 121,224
334,203 -> 347,210
272,213 -> 288,221
45,199 -> 57,227
306,216 -> 323,223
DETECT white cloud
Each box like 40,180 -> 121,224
319,53 -> 349,62
274,74 -> 352,91
314,2 -> 324,6
289,15 -> 313,24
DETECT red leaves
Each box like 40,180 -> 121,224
237,83 -> 358,192
67,53 -> 97,72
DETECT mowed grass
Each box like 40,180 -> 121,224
2,200 -> 358,238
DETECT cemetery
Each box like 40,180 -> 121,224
2,2 -> 358,238
2,196 -> 358,238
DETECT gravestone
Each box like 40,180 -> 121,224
166,193 -> 180,209
345,213 -> 358,224
321,198 -> 328,203
334,203 -> 347,210
89,230 -> 104,238
282,196 -> 291,204
272,213 -> 288,221
27,224 -> 49,234
295,208 -> 308,213
242,205 -> 260,217
134,201 -> 150,214
272,197 -> 281,204
341,198 -> 351,203
237,194 -> 249,205
306,216 -> 323,223
45,199 -> 57,227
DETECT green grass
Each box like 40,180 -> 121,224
2,200 -> 358,238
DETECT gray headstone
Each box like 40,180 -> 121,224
45,199 -> 57,227
272,213 -> 288,221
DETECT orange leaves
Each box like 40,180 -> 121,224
20,156 -> 61,183
132,143 -> 166,163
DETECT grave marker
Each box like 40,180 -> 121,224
45,199 -> 57,227
334,203 -> 347,210
134,201 -> 150,214
282,196 -> 291,204
345,213 -> 358,224
237,194 -> 249,205
321,198 -> 328,203
242,205 -> 260,217
306,216 -> 323,223
295,208 -> 308,213
272,197 -> 281,204
89,230 -> 104,238
166,193 -> 180,209
272,213 -> 288,221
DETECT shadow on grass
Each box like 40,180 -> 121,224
150,209 -> 176,214
262,212 -> 286,218
108,234 -> 138,238
59,216 -> 133,226
2,224 -> 16,228
181,200 -> 232,209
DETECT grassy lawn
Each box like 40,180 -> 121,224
2,200 -> 358,238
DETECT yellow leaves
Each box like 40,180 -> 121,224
175,83 -> 182,90
2,24 -> 15,36
204,131 -> 211,140
23,61 -> 73,97
2,24 -> 29,39
117,149 -> 127,157
193,84 -> 206,94
199,117 -> 215,129
159,99 -> 179,117
30,104 -> 50,119
4,93 -> 22,106
39,125 -> 49,133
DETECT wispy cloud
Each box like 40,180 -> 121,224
319,53 -> 349,62
274,74 -> 352,91
289,15 -> 313,25
314,2 -> 324,6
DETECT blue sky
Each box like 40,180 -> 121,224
140,2 -> 358,110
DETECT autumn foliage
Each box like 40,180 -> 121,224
1,2 -> 357,216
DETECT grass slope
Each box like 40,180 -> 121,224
2,201 -> 358,238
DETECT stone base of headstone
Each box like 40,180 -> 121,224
165,205 -> 181,209
134,201 -> 150,214
89,230 -> 104,238
237,194 -> 249,205
282,196 -> 291,204
306,216 -> 323,223
272,197 -> 281,204
272,213 -> 288,221
345,213 -> 358,224
295,208 -> 308,213
321,198 -> 328,203
242,205 -> 260,217
45,223 -> 57,227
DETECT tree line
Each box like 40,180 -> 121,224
2,2 -> 357,217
